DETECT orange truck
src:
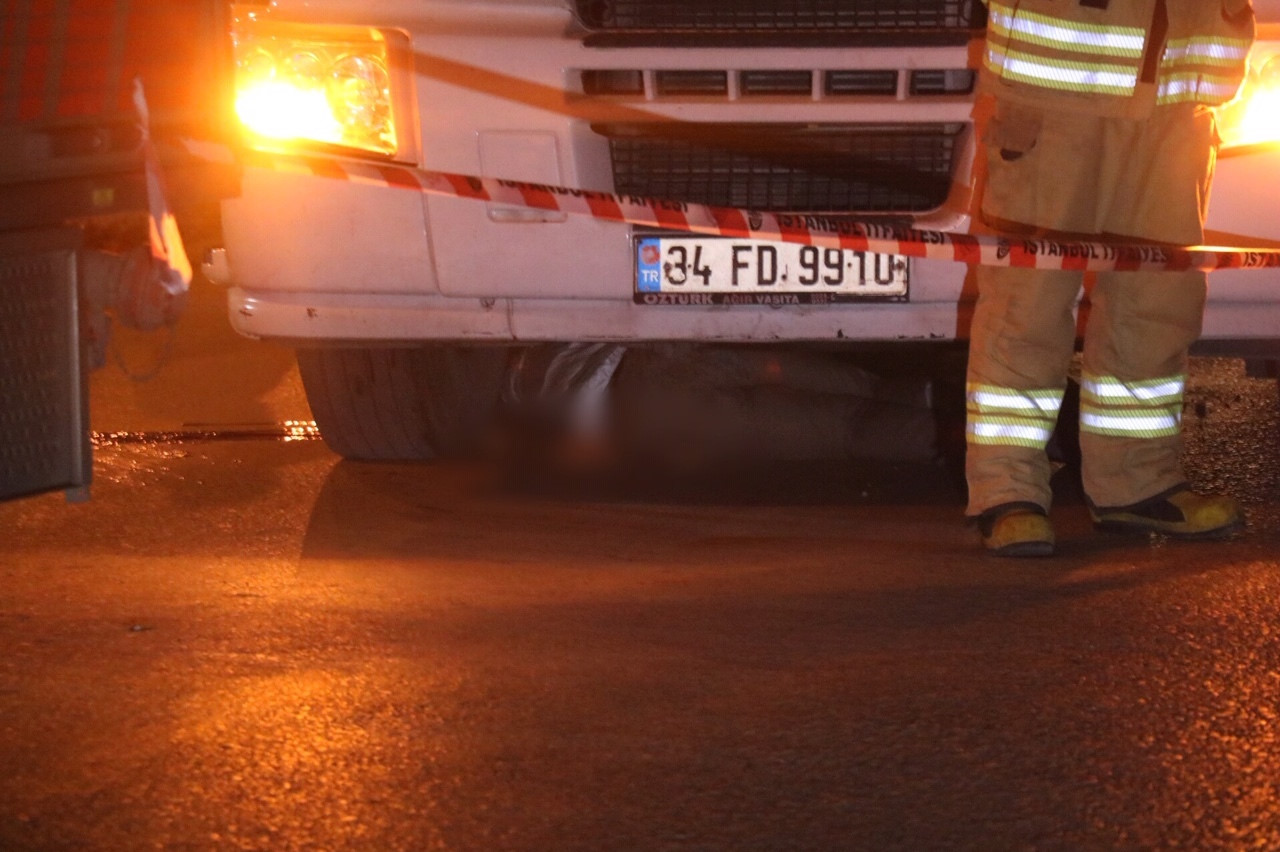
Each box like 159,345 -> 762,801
0,0 -> 230,501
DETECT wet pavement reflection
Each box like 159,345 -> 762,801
1,359 -> 1279,850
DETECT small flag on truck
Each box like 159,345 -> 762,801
134,78 -> 193,301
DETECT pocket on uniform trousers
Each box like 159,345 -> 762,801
980,101 -> 1046,226
985,102 -> 1044,162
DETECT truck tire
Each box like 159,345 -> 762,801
297,345 -> 510,460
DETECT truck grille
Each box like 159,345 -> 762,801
598,123 -> 966,214
574,0 -> 984,34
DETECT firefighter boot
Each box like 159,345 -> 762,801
977,502 -> 1055,558
1090,485 -> 1245,540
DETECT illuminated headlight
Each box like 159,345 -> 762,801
232,14 -> 398,157
1216,47 -> 1280,152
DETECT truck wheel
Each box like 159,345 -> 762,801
297,345 -> 510,460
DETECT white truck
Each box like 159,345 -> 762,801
213,0 -> 1280,460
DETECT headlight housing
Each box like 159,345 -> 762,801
232,13 -> 400,157
1217,43 -> 1280,153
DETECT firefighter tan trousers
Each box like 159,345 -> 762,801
966,101 -> 1217,516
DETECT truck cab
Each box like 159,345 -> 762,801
214,0 -> 1280,460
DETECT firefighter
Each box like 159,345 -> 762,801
968,0 -> 1255,556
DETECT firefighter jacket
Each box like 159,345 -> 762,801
978,0 -> 1255,118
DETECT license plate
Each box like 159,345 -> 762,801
634,236 -> 908,306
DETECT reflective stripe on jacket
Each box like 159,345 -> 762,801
979,0 -> 1255,117
1157,1 -> 1253,106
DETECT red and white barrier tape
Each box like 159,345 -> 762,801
240,150 -> 1280,274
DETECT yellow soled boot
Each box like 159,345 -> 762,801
1090,485 -> 1245,540
977,502 -> 1055,558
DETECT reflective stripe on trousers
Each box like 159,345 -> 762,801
967,384 -> 1064,449
1079,374 -> 1185,438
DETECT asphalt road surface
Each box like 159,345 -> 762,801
3,293 -> 1280,851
